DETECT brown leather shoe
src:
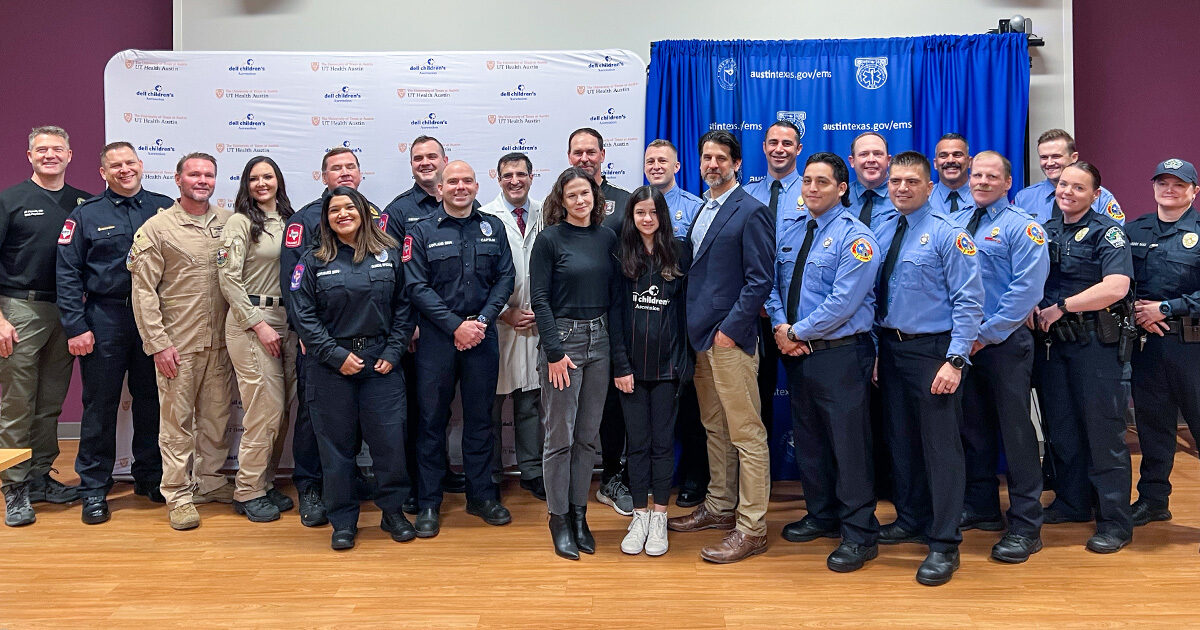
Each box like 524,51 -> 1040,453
700,529 -> 768,564
667,504 -> 735,532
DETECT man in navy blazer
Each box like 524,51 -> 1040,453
667,130 -> 775,563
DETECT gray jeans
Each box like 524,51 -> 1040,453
538,316 -> 610,515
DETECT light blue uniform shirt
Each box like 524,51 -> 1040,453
765,205 -> 879,340
930,182 -> 973,215
848,179 -> 897,231
1013,179 -> 1125,225
661,184 -> 704,239
873,203 -> 984,359
745,169 -> 805,242
948,203 -> 1050,346
691,183 -> 738,256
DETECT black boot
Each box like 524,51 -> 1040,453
549,513 -> 579,560
570,504 -> 595,554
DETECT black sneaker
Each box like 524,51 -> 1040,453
298,486 -> 328,527
4,483 -> 35,527
265,487 -> 294,512
27,471 -> 79,504
233,496 -> 281,522
133,479 -> 165,503
519,477 -> 547,501
596,476 -> 634,516
1130,500 -> 1171,527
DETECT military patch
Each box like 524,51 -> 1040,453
1104,226 -> 1126,248
402,235 -> 414,262
1105,200 -> 1124,222
481,221 -> 493,237
1026,223 -> 1046,246
377,213 -> 389,232
1184,233 -> 1198,249
375,250 -> 389,263
216,247 -> 229,267
285,223 -> 303,248
850,237 -> 873,262
605,200 -> 615,215
289,263 -> 305,291
125,249 -> 137,271
956,232 -> 977,256
58,219 -> 76,245
1074,227 -> 1090,242
823,237 -> 833,248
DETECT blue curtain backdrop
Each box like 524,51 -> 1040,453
647,34 -> 1030,479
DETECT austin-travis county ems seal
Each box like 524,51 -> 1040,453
855,57 -> 888,89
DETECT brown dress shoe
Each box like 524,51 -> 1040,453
667,504 -> 735,532
701,529 -> 768,564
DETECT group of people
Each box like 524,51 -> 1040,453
1,122 -> 1197,587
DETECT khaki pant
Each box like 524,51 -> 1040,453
0,296 -> 72,488
225,307 -> 297,502
158,346 -> 234,509
694,344 -> 769,536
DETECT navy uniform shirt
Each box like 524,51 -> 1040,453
930,181 -> 973,215
1127,207 -> 1200,316
745,169 -> 805,242
848,179 -> 897,231
289,243 -> 412,372
0,179 -> 92,294
874,203 -> 984,359
599,178 -> 633,233
403,207 -> 516,336
1013,179 -> 1125,225
949,202 -> 1050,346
56,187 -> 173,337
765,205 -> 879,340
383,182 -> 481,229
661,184 -> 704,238
1039,210 -> 1132,307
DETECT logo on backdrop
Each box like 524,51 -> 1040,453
136,138 -> 177,156
411,57 -> 448,75
854,57 -> 888,90
590,107 -> 627,125
324,85 -> 364,101
717,58 -> 737,90
499,138 -> 538,152
499,84 -> 537,100
776,111 -> 807,139
136,85 -> 175,101
397,142 -> 408,153
604,162 -> 627,177
411,112 -> 449,128
588,55 -> 625,71
229,113 -> 266,130
229,58 -> 266,76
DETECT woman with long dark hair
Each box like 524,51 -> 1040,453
218,156 -> 297,522
610,186 -> 691,556
529,167 -> 619,559
289,186 -> 416,549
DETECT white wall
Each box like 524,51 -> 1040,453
174,0 -> 1072,169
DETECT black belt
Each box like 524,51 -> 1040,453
335,335 -> 386,351
806,332 -> 872,352
880,328 -> 949,342
248,295 -> 281,307
0,288 -> 56,302
89,295 -> 132,306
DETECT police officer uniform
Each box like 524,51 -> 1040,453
949,202 -> 1050,551
403,207 -> 515,525
0,178 -> 89,520
129,202 -> 235,523
217,210 -> 297,516
766,204 -> 881,556
850,179 -> 897,231
873,203 -> 983,569
1036,209 -> 1134,544
289,241 -> 414,542
384,182 -> 441,228
1014,179 -> 1125,225
57,187 -> 171,509
1127,159 -> 1200,524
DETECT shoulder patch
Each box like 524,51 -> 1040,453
285,223 -> 303,248
125,248 -> 137,271
1104,226 -> 1126,248
289,263 -> 305,291
955,232 -> 977,256
850,237 -> 873,262
402,235 -> 414,262
1105,200 -> 1124,221
377,212 -> 389,232
58,219 -> 76,245
1025,222 -> 1046,246
216,247 -> 229,267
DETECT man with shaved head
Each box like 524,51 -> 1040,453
403,161 -> 516,537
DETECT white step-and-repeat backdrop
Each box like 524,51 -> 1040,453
103,49 -> 646,473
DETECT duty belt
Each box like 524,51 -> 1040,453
880,328 -> 949,342
0,288 -> 56,302
248,295 -> 281,307
335,335 -> 386,351
806,332 -> 872,352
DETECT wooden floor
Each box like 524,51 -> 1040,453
1,441 -> 1199,629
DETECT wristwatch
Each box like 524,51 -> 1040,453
947,354 -> 967,369
1159,301 -> 1173,316
1057,298 -> 1070,313
475,315 -> 490,326
786,325 -> 800,342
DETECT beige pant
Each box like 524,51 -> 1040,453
694,344 -> 769,536
225,307 -> 297,502
158,346 -> 234,509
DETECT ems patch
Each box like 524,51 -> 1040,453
216,247 -> 229,267
850,237 -> 873,262
289,263 -> 305,291
1184,233 -> 1198,249
402,235 -> 414,262
1026,223 -> 1046,246
605,200 -> 615,215
955,232 -> 977,256
1105,200 -> 1124,222
58,219 -> 76,245
1104,226 -> 1126,248
375,250 -> 389,263
285,223 -> 303,248
377,213 -> 389,232
481,221 -> 493,237
1074,227 -> 1090,242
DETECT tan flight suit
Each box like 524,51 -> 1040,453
129,202 -> 234,510
217,211 -> 297,503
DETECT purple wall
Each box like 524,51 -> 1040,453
1073,1 -> 1200,219
0,1 -> 172,192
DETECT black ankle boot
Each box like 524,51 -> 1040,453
549,513 -> 579,560
570,504 -> 595,554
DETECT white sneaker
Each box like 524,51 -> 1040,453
645,511 -> 669,556
621,510 -> 651,554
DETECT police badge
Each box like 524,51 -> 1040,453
480,221 -> 493,237
1184,233 -> 1198,249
